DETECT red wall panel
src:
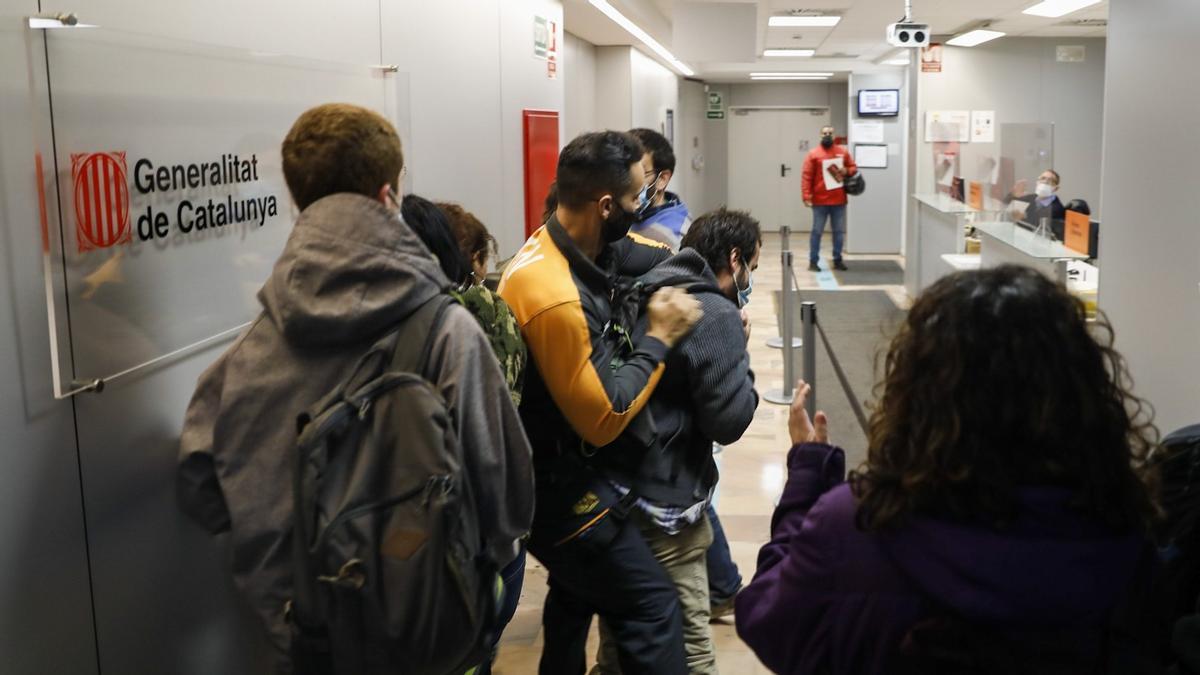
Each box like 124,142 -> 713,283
522,109 -> 559,239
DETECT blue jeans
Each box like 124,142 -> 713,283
810,204 -> 847,265
705,504 -> 742,603
481,546 -> 527,674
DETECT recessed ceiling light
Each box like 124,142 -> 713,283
946,29 -> 1006,47
764,49 -> 816,57
883,58 -> 911,66
769,16 -> 841,28
588,0 -> 695,77
1022,0 -> 1103,18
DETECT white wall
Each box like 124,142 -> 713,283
594,46 -> 633,131
1098,0 -> 1200,434
388,0 -> 563,258
630,47 -> 679,131
630,48 -> 681,197
499,0 -> 566,253
564,31 -> 597,142
0,1 -> 563,673
916,37 -> 1107,214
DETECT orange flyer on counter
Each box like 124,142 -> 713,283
1064,210 -> 1090,254
968,181 -> 983,210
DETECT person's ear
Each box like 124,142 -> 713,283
377,183 -> 392,206
598,194 -> 614,219
659,170 -> 672,190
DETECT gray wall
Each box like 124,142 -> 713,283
917,37 -> 1107,214
0,6 -> 99,675
1098,0 -> 1200,434
594,46 -> 634,131
0,1 -> 564,672
675,79 -> 707,213
696,81 -> 848,216
847,71 -> 908,253
564,31 -> 597,142
700,83 -> 732,214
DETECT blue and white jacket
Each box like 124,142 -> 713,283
631,192 -> 692,252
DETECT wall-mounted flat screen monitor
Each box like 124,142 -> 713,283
857,89 -> 900,117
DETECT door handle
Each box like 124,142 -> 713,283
781,164 -> 792,177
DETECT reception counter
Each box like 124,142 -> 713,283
974,221 -> 1088,280
906,193 -> 978,296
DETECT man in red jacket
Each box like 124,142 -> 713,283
801,126 -> 857,271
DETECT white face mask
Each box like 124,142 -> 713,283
1035,181 -> 1055,199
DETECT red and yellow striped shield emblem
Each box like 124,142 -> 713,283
71,151 -> 131,252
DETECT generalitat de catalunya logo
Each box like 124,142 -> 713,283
72,151 -> 131,253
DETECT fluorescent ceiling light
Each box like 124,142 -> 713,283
769,16 -> 841,27
750,72 -> 833,77
1022,0 -> 1102,18
751,75 -> 831,81
946,29 -> 1006,47
764,49 -> 816,57
588,0 -> 695,77
883,58 -> 911,66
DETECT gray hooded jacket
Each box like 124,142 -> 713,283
177,193 -> 534,659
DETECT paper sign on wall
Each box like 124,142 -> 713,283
971,110 -> 995,143
854,144 -> 888,169
852,120 -> 885,143
921,44 -> 943,72
926,110 -> 970,142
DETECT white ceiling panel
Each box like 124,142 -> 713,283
565,0 -> 1108,80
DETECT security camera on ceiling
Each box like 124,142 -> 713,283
886,1 -> 929,48
887,22 -> 930,48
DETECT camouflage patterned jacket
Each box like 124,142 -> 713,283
452,284 -> 527,406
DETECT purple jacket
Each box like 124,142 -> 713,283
736,443 -> 1149,674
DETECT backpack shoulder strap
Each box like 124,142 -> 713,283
389,293 -> 458,376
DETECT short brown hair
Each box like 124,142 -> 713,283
437,202 -> 496,263
281,103 -> 403,210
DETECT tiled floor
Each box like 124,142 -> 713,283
493,233 -> 906,674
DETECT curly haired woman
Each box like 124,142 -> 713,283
736,265 -> 1159,674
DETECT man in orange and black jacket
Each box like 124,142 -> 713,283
499,131 -> 702,675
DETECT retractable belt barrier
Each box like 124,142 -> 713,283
765,245 -> 871,437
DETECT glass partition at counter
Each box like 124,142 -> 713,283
24,20 -> 410,398
924,120 -> 1054,218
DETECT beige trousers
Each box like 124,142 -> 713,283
591,511 -> 717,675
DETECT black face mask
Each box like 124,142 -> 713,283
602,202 -> 639,243
821,135 -> 834,149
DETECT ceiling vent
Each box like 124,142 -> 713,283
1061,19 -> 1107,27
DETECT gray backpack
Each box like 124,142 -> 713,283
288,295 -> 495,675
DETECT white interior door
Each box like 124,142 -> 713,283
779,109 -> 831,231
728,109 -> 781,230
728,108 -> 831,232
